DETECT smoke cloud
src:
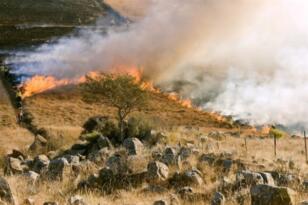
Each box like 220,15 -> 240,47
7,0 -> 308,129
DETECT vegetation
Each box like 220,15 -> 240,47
81,74 -> 149,142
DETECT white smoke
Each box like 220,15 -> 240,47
6,0 -> 308,128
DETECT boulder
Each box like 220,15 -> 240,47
7,157 -> 28,174
63,155 -> 80,165
29,135 -> 48,151
162,147 -> 177,166
259,172 -> 275,185
68,195 -> 86,205
147,161 -> 169,183
123,138 -> 144,155
250,184 -> 296,205
236,170 -> 264,187
211,192 -> 225,205
47,158 -> 70,180
169,169 -> 203,188
32,155 -> 49,174
0,177 -> 15,204
106,154 -> 129,175
179,147 -> 192,160
24,171 -> 39,184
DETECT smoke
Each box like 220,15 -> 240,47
6,0 -> 308,129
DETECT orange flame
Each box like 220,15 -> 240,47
20,65 -> 193,109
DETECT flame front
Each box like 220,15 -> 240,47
20,66 -> 193,109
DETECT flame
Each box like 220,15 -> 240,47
20,65 -> 193,109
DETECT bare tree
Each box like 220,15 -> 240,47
81,74 -> 148,142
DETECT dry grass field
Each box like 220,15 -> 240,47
0,78 -> 33,154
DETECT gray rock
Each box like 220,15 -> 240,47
0,177 -> 15,204
106,154 -> 128,175
32,154 -> 49,174
123,138 -> 144,155
153,200 -> 168,205
7,157 -> 27,174
47,158 -> 70,180
63,155 -> 80,165
211,192 -> 225,205
184,169 -> 203,186
250,184 -> 296,205
24,171 -> 39,184
162,147 -> 177,166
259,172 -> 275,185
179,147 -> 192,160
68,195 -> 86,205
236,170 -> 264,186
147,161 -> 169,183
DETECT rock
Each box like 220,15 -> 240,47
29,135 -> 48,151
169,169 -> 203,187
106,154 -> 129,175
123,138 -> 144,155
7,157 -> 28,174
277,173 -> 302,187
0,176 -> 15,204
147,161 -> 169,183
211,192 -> 225,205
177,186 -> 194,198
303,180 -> 308,190
63,155 -> 80,165
32,155 -> 49,174
300,201 -> 308,205
259,172 -> 275,185
97,135 -> 113,149
236,170 -> 264,187
47,158 -> 70,180
153,200 -> 168,205
68,195 -> 86,205
24,171 -> 39,184
162,147 -> 177,166
250,184 -> 296,205
179,147 -> 192,160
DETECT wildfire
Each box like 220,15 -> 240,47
19,65 -> 193,109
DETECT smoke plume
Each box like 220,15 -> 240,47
7,0 -> 308,129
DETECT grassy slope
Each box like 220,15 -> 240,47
0,76 -> 33,153
23,85 -> 237,142
0,0 -> 110,48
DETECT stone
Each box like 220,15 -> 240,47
106,154 -> 129,175
259,172 -> 275,185
24,171 -> 39,184
32,155 -> 49,174
153,200 -> 168,205
250,184 -> 296,205
300,201 -> 308,205
147,161 -> 169,183
162,147 -> 177,166
68,195 -> 86,205
211,192 -> 225,205
123,138 -> 144,155
236,170 -> 264,186
179,147 -> 192,160
63,155 -> 80,165
0,177 -> 15,204
97,135 -> 113,149
29,135 -> 47,151
169,169 -> 203,187
184,169 -> 203,186
7,157 -> 27,174
47,158 -> 70,180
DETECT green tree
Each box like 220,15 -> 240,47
81,74 -> 148,142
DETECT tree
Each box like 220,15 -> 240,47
81,74 -> 148,142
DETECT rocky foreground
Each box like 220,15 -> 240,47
0,116 -> 307,205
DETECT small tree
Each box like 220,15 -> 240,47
81,74 -> 148,142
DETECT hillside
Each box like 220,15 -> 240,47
0,0 -> 116,48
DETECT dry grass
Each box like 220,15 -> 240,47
0,79 -> 33,154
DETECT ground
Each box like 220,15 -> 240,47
0,75 -> 33,154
